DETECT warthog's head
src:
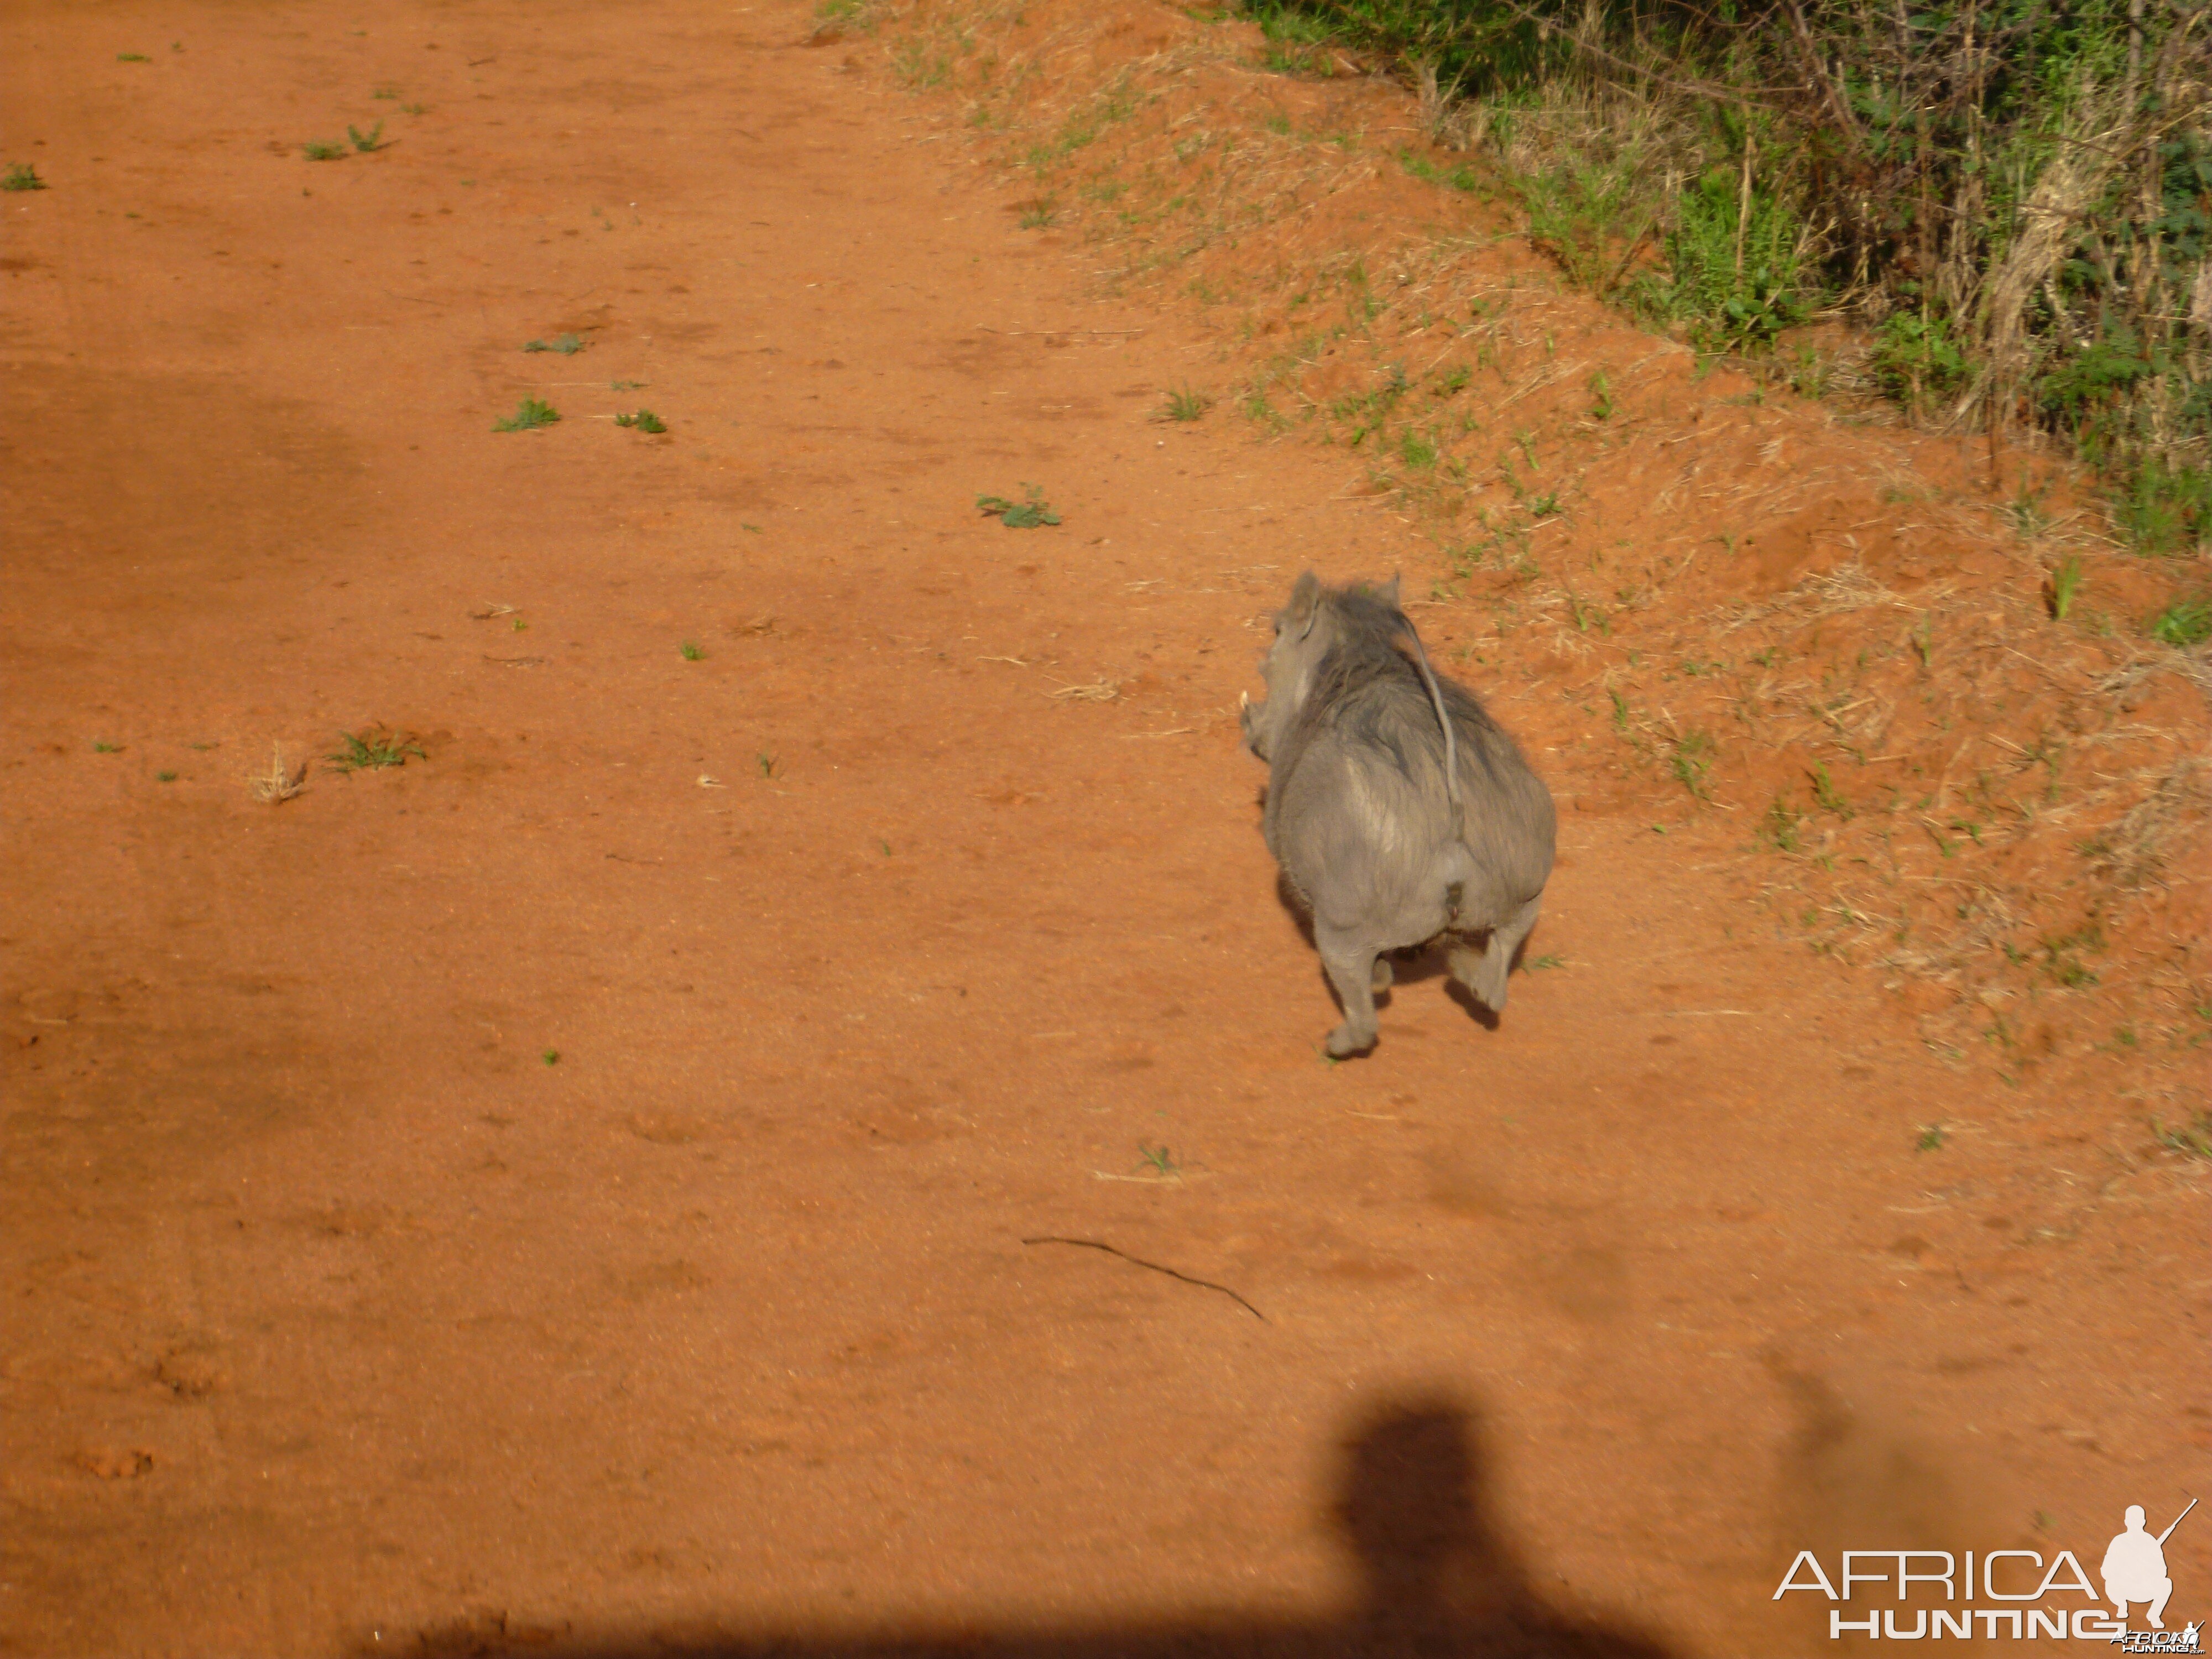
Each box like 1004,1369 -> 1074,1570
1241,570 -> 1402,763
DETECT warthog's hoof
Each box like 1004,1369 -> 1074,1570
1324,1023 -> 1376,1058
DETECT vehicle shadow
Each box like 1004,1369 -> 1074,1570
360,1396 -> 1676,1659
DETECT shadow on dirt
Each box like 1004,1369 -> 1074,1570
360,1396 -> 1675,1659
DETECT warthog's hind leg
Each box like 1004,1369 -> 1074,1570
1316,926 -> 1383,1057
1449,895 -> 1543,1014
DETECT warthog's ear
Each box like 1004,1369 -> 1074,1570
1288,570 -> 1321,640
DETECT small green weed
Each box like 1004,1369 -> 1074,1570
2007,488 -> 2053,541
494,397 -> 560,432
2046,557 -> 2085,621
1016,197 -> 1059,228
614,409 -> 666,433
2115,455 -> 2210,555
2040,922 -> 2104,988
92,740 -> 121,754
327,727 -> 424,773
542,1049 -> 560,1066
1759,797 -> 1804,853
3,163 -> 48,191
1136,1144 -> 1180,1176
1670,731 -> 1715,800
889,36 -> 952,89
1527,954 -> 1564,970
1916,1125 -> 1946,1152
1588,370 -> 1615,421
373,86 -> 400,100
1160,386 -> 1212,422
757,753 -> 779,779
679,640 -> 705,661
302,140 -> 347,161
399,102 -> 426,116
523,333 -> 585,355
117,51 -> 150,62
1398,149 -> 1483,193
2152,1112 -> 2212,1158
347,121 -> 386,153
1565,592 -> 1608,634
2147,594 -> 2210,648
1808,763 -> 1853,818
977,484 -> 1060,528
156,770 -> 178,782
812,0 -> 877,32
1784,348 -> 1832,399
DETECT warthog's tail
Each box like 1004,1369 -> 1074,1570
1400,612 -> 1462,811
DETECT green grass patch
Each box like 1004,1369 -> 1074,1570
977,484 -> 1061,528
1399,149 -> 1484,194
1159,386 -> 1213,422
494,397 -> 560,432
1670,730 -> 1715,800
2147,594 -> 2210,648
2153,1112 -> 2212,1159
327,727 -> 425,773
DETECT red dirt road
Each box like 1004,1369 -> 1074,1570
2,4 -> 2204,1656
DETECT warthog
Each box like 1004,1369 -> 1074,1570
1240,571 -> 1556,1056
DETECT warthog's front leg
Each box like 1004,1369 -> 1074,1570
1316,925 -> 1382,1057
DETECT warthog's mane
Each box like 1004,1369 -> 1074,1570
1293,586 -> 1525,794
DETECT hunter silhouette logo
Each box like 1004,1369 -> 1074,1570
1776,1496 -> 2199,1645
2105,1500 -> 2195,1641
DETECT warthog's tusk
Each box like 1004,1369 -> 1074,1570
1240,690 -> 1250,709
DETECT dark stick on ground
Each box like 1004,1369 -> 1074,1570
1021,1235 -> 1267,1322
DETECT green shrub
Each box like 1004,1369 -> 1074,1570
1872,310 -> 1970,413
1238,0 -> 2206,539
1657,164 -> 1813,350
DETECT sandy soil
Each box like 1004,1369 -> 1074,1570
1,3 -> 2204,1656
